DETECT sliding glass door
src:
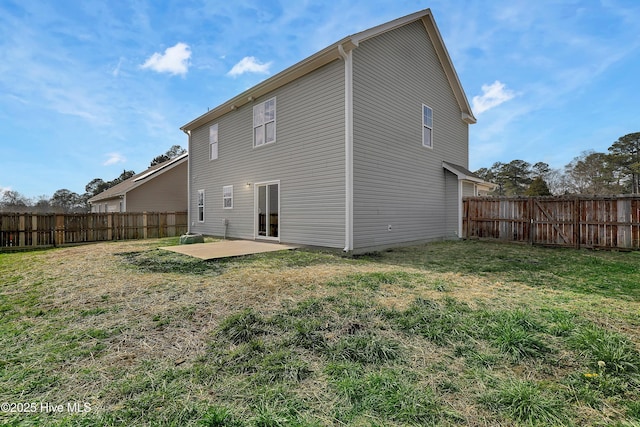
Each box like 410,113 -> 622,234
256,182 -> 279,239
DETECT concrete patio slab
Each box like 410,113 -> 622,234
160,240 -> 300,260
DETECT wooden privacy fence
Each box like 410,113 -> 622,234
463,196 -> 640,250
0,212 -> 188,250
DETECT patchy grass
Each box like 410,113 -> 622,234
0,238 -> 638,426
367,240 -> 640,301
480,379 -> 571,426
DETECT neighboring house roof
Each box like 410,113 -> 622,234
181,8 -> 475,133
88,153 -> 188,203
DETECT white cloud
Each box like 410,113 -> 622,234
0,185 -> 12,195
103,152 -> 126,166
472,80 -> 516,115
112,57 -> 124,77
141,42 -> 191,76
227,56 -> 272,77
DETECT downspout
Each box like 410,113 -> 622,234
182,129 -> 192,233
338,43 -> 354,252
458,179 -> 463,238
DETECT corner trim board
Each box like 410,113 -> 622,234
339,44 -> 354,252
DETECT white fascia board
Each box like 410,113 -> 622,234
133,152 -> 188,183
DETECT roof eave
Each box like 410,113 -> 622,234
88,195 -> 122,204
442,161 -> 484,183
420,13 -> 476,124
181,38 -> 355,132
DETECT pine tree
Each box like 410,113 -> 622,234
608,132 -> 640,194
525,176 -> 552,196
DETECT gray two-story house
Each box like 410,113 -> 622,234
181,9 -> 481,253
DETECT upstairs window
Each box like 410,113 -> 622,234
209,123 -> 218,160
223,185 -> 233,209
197,190 -> 205,222
422,104 -> 433,148
253,97 -> 276,147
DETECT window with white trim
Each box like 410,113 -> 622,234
223,185 -> 233,209
197,190 -> 205,222
253,97 -> 276,147
422,104 -> 433,148
209,123 -> 218,160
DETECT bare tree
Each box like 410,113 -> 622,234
564,150 -> 624,195
0,190 -> 30,212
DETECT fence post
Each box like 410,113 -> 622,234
463,198 -> 468,239
52,214 -> 57,246
18,214 -> 26,247
464,200 -> 468,239
107,214 -> 112,240
617,199 -> 632,248
143,212 -> 148,239
573,198 -> 580,249
527,198 -> 533,245
32,215 -> 38,247
167,212 -> 175,237
56,214 -> 65,245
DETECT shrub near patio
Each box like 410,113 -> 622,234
0,239 -> 638,426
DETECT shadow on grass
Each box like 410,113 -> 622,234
115,245 -> 347,275
115,249 -> 228,275
359,240 -> 640,301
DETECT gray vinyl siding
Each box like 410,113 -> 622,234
444,170 -> 459,238
352,21 -> 469,250
126,161 -> 187,212
189,60 -> 345,248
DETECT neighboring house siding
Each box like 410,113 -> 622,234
126,162 -> 187,212
189,60 -> 345,248
462,181 -> 476,197
352,21 -> 469,250
91,199 -> 121,213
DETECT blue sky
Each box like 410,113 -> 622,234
1,0 -> 639,199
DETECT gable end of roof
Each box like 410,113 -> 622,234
88,154 -> 188,203
181,9 -> 475,132
418,13 -> 476,124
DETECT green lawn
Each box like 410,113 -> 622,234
0,239 -> 638,426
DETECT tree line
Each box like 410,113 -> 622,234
474,132 -> 640,196
0,146 -> 186,213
